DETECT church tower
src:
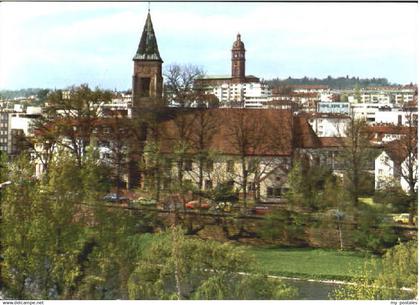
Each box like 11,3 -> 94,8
231,33 -> 246,83
128,10 -> 163,189
132,10 -> 163,110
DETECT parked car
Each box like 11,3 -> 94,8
251,206 -> 270,215
185,200 -> 210,210
131,198 -> 157,206
392,213 -> 417,225
103,193 -> 129,203
214,202 -> 233,212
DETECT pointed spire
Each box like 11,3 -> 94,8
133,11 -> 162,62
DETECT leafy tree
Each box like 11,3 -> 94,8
127,226 -> 298,300
74,205 -> 141,299
331,240 -> 417,300
286,160 -> 331,211
1,148 -> 152,300
350,205 -> 398,254
0,155 -> 37,298
258,209 -> 306,246
1,153 -> 88,299
373,183 -> 410,213
319,176 -> 349,250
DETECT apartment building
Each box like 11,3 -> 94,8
306,113 -> 350,137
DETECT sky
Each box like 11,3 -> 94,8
0,2 -> 418,90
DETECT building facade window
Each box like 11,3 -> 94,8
267,187 -> 282,198
205,160 -> 213,172
227,160 -> 234,173
183,159 -> 193,171
205,179 -> 213,190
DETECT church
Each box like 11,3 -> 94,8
129,10 -> 338,203
131,11 -> 270,109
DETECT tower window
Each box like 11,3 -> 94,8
140,77 -> 151,97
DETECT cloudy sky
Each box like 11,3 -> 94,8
0,2 -> 417,90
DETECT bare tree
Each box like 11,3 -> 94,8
95,110 -> 134,198
400,109 -> 418,224
339,115 -> 373,206
225,109 -> 267,208
164,64 -> 205,107
188,109 -> 219,191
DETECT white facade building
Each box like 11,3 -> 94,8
374,109 -> 418,126
348,88 -> 415,105
317,101 -> 350,114
375,150 -> 417,193
210,82 -> 271,108
351,103 -> 394,123
307,113 -> 350,137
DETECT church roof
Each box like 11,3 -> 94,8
158,108 -> 294,156
133,12 -> 162,62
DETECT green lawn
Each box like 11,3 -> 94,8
248,246 -> 381,281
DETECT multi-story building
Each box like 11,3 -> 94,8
317,101 -> 350,114
348,87 -> 416,105
306,113 -> 350,137
0,106 -> 42,156
0,110 -> 10,154
374,108 -> 418,126
351,103 -> 394,123
209,81 -> 271,108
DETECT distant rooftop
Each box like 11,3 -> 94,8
197,75 -> 259,80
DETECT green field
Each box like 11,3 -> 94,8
248,247 -> 381,281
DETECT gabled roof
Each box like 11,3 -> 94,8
133,12 -> 162,62
319,137 -> 343,148
304,112 -> 350,120
293,115 -> 321,149
368,124 -> 412,135
158,108 -> 295,156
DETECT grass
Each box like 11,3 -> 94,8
248,246 -> 381,281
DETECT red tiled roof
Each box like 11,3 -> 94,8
305,112 -> 350,120
319,137 -> 344,148
292,115 -> 321,149
368,125 -> 412,135
158,108 -> 296,156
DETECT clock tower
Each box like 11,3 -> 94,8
231,33 -> 246,83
